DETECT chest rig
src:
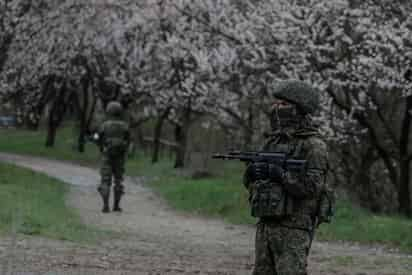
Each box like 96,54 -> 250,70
249,133 -> 305,218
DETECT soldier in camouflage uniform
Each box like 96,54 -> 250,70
97,101 -> 130,213
244,80 -> 333,275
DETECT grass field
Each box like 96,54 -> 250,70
0,126 -> 100,165
0,161 -> 106,242
1,127 -> 412,252
127,158 -> 256,224
130,159 -> 412,253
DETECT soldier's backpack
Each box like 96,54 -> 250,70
102,120 -> 129,156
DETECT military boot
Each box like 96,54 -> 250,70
113,184 -> 124,212
98,185 -> 110,213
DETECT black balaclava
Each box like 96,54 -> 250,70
270,102 -> 305,131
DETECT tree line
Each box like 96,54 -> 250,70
1,0 -> 412,216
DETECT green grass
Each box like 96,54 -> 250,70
127,159 -> 256,224
317,200 -> 412,253
129,158 -> 412,252
0,162 -> 106,242
0,127 -> 100,165
1,127 -> 412,252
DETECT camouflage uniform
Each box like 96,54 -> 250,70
244,80 -> 331,275
98,101 -> 130,213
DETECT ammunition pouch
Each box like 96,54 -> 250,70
316,186 -> 335,225
250,180 -> 292,218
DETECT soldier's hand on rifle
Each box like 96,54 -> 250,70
267,163 -> 285,183
245,163 -> 264,182
246,162 -> 285,182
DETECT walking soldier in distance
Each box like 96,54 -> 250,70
97,101 -> 130,213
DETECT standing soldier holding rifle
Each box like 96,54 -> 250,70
214,80 -> 334,275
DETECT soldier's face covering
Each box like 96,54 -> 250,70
271,99 -> 303,130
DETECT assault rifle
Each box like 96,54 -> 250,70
212,150 -> 307,173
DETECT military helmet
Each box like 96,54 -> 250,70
272,80 -> 320,115
106,101 -> 123,117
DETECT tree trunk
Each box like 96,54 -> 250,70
152,107 -> 171,163
174,98 -> 193,168
76,79 -> 90,153
398,96 -> 412,216
354,147 -> 381,212
45,119 -> 57,147
174,124 -> 186,168
45,81 -> 68,147
85,93 -> 97,131
398,159 -> 411,217
77,125 -> 86,152
135,127 -> 145,149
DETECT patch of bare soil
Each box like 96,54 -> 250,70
0,153 -> 411,275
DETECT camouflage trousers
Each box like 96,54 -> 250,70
252,222 -> 311,275
98,153 -> 126,195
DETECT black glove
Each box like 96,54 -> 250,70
245,162 -> 269,182
267,163 -> 285,183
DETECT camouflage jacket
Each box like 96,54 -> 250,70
245,130 -> 328,231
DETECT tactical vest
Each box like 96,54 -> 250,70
250,132 -> 333,230
249,134 -> 301,219
250,179 -> 293,218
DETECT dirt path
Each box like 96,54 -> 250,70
0,153 -> 411,275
